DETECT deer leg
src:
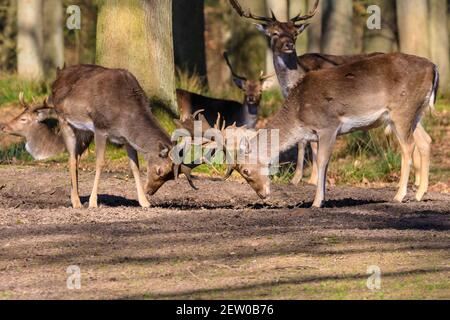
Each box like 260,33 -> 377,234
60,124 -> 82,209
307,142 -> 319,186
413,146 -> 421,187
126,144 -> 150,208
88,133 -> 107,208
312,132 -> 337,208
292,142 -> 305,185
393,130 -> 415,203
413,124 -> 431,201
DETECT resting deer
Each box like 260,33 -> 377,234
0,93 -> 92,160
45,64 -> 195,209
229,0 -> 427,187
220,53 -> 438,208
177,52 -> 274,129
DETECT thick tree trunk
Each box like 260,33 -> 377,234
205,2 -> 231,94
321,0 -> 353,55
43,0 -> 64,73
96,0 -> 176,111
363,0 -> 398,53
17,0 -> 44,81
396,0 -> 430,58
173,0 -> 207,84
307,0 -> 323,53
429,0 -> 450,96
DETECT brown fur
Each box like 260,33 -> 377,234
49,64 -> 183,208
235,53 -> 438,207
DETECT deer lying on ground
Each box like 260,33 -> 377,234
229,0 -> 428,187
43,64 -> 196,209
217,53 -> 438,208
177,52 -> 274,129
0,93 -> 92,160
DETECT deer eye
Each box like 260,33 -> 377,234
243,169 -> 250,176
20,118 -> 27,123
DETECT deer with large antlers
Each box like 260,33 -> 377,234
229,0 -> 428,188
222,53 -> 438,208
44,64 -> 196,209
177,52 -> 274,129
0,93 -> 92,160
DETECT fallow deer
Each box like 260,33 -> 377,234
177,52 -> 274,129
222,53 -> 438,208
0,93 -> 92,160
45,64 -> 196,209
229,0 -> 428,187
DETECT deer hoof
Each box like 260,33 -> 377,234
291,175 -> 302,186
140,200 -> 151,208
393,194 -> 406,203
415,191 -> 426,202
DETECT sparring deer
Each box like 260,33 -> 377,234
229,0 -> 427,187
46,64 -> 195,209
222,53 -> 438,208
177,52 -> 274,129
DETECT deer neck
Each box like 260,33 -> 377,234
124,113 -> 172,159
272,50 -> 306,98
242,102 -> 258,129
25,123 -> 66,160
264,102 -> 316,155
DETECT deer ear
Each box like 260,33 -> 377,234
295,23 -> 310,35
255,23 -> 270,36
158,141 -> 170,158
232,77 -> 246,90
261,77 -> 275,91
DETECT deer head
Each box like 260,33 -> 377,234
0,92 -> 55,137
223,52 -> 274,115
177,111 -> 272,200
229,0 -> 319,55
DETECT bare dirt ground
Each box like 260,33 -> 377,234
0,165 -> 449,300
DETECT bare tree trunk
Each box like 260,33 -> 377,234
17,0 -> 44,81
307,0 -> 323,53
205,2 -> 231,94
96,0 -> 176,111
173,0 -> 207,84
43,0 -> 64,73
322,0 -> 353,55
396,0 -> 430,58
363,0 -> 398,53
429,0 -> 450,96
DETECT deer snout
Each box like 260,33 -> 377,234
256,184 -> 271,200
282,42 -> 295,53
0,123 -> 8,133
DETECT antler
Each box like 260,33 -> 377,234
228,0 -> 276,23
290,0 -> 320,23
223,52 -> 247,82
18,92 -> 29,109
259,70 -> 275,82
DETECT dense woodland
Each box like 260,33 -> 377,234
0,0 -> 449,104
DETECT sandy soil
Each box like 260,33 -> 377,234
0,166 -> 449,300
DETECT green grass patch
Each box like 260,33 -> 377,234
0,142 -> 33,163
0,74 -> 49,107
